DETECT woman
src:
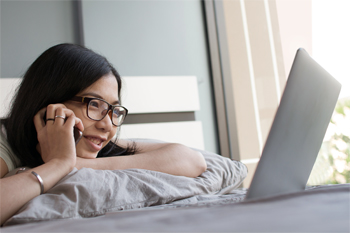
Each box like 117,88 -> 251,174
0,43 -> 207,225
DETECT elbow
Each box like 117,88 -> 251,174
165,143 -> 207,178
184,150 -> 206,178
193,151 -> 207,177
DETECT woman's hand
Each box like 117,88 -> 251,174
1,105 -> 84,225
33,104 -> 84,169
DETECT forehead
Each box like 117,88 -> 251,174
78,73 -> 119,102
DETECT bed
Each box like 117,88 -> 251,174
2,143 -> 349,232
3,187 -> 349,232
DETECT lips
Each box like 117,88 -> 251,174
76,135 -> 109,158
86,136 -> 104,145
83,135 -> 108,152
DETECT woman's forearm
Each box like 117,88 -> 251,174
76,142 -> 207,177
0,159 -> 74,225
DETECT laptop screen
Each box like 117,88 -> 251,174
245,48 -> 341,200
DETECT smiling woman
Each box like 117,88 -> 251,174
0,43 -> 207,225
64,73 -> 123,159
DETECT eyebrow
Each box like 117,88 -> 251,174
82,92 -> 120,105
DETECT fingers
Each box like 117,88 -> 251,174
45,104 -> 67,124
34,104 -> 81,165
72,117 -> 84,132
35,103 -> 84,132
63,109 -> 84,132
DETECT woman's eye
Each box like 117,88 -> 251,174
90,101 -> 99,108
113,109 -> 120,117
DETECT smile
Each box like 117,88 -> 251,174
85,136 -> 104,145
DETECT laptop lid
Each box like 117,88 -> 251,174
245,48 -> 341,200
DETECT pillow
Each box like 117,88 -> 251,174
4,144 -> 247,226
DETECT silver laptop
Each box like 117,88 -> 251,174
245,48 -> 341,200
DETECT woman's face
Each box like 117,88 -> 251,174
64,73 -> 120,159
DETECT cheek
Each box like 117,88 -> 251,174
105,127 -> 118,146
80,120 -> 94,130
75,143 -> 97,159
103,127 -> 117,147
73,110 -> 87,124
65,104 -> 87,124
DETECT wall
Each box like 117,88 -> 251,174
1,0 -> 77,78
0,0 -> 77,116
0,0 -> 219,153
82,0 -> 218,153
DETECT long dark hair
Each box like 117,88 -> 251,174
2,43 -> 135,168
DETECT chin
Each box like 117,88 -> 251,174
76,147 -> 99,159
76,153 -> 99,159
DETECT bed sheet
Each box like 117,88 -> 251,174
2,183 -> 349,232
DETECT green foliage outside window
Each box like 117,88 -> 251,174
308,97 -> 350,185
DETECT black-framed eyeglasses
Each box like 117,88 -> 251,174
70,96 -> 128,126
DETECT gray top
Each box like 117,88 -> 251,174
0,124 -> 21,172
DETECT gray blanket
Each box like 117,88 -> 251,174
4,149 -> 247,226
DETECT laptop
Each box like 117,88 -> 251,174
245,48 -> 341,200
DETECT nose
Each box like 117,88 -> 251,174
107,110 -> 113,122
95,110 -> 114,131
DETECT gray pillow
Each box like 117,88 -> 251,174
4,147 -> 247,226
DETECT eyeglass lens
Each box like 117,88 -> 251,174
88,99 -> 125,125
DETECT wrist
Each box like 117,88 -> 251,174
75,157 -> 86,170
47,158 -> 75,173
